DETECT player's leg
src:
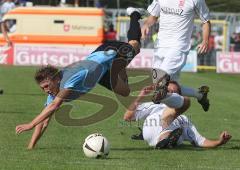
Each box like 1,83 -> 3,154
174,66 -> 210,111
181,85 -> 210,112
111,8 -> 143,96
152,49 -> 210,111
142,109 -> 183,148
126,7 -> 144,56
0,88 -> 3,94
155,128 -> 183,149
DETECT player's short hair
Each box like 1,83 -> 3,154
168,80 -> 182,95
35,65 -> 62,84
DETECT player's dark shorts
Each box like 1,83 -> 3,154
92,41 -> 136,91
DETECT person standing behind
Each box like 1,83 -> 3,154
141,0 -> 211,111
0,0 -> 15,94
104,23 -> 117,42
0,0 -> 16,47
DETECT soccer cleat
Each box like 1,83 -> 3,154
131,128 -> 144,140
198,86 -> 210,112
155,128 -> 183,149
126,7 -> 146,17
152,73 -> 170,104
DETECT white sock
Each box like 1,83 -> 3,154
161,93 -> 184,108
181,86 -> 202,100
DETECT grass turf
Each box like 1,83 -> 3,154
0,66 -> 240,170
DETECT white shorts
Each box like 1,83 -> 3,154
142,109 -> 165,147
143,114 -> 205,147
176,115 -> 206,147
152,48 -> 188,81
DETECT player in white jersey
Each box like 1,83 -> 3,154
140,0 -> 211,111
124,81 -> 231,148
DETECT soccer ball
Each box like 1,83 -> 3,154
83,133 -> 110,158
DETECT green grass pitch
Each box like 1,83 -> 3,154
0,66 -> 240,170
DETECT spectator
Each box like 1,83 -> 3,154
0,0 -> 16,47
74,0 -> 78,7
233,33 -> 240,52
104,23 -> 117,42
214,30 -> 224,51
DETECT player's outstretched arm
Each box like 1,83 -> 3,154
16,97 -> 63,134
27,117 -> 51,150
201,131 -> 232,148
123,85 -> 154,121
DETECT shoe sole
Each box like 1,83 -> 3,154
155,128 -> 183,149
152,73 -> 170,104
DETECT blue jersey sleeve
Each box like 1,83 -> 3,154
44,94 -> 55,106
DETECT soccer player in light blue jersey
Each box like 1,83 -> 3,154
15,7 -> 145,149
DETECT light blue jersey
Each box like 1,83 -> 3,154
45,50 -> 117,106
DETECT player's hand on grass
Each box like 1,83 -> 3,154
16,123 -> 34,134
197,41 -> 208,54
219,131 -> 232,145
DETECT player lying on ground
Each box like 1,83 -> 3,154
15,8 -> 144,149
124,81 -> 231,148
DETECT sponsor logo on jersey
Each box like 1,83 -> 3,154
160,6 -> 183,16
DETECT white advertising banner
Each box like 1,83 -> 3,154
182,50 -> 198,72
13,44 -> 197,72
14,44 -> 93,67
217,52 -> 240,73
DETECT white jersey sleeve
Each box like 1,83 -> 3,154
133,102 -> 166,121
194,0 -> 210,23
147,0 -> 160,17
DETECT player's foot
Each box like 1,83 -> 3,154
131,128 -> 144,140
0,89 -> 3,95
198,86 -> 210,112
155,128 -> 182,149
126,7 -> 146,17
152,73 -> 170,104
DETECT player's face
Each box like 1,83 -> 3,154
39,78 -> 60,96
168,83 -> 180,94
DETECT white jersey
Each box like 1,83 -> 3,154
135,103 -> 206,147
147,0 -> 210,52
133,102 -> 167,121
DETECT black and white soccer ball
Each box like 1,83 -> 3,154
83,133 -> 110,158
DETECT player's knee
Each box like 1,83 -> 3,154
128,40 -> 140,55
123,114 -> 131,121
183,97 -> 191,109
177,97 -> 191,115
118,88 -> 130,97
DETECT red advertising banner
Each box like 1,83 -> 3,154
217,52 -> 240,73
0,45 -> 14,65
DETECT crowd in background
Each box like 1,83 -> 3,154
230,32 -> 240,52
